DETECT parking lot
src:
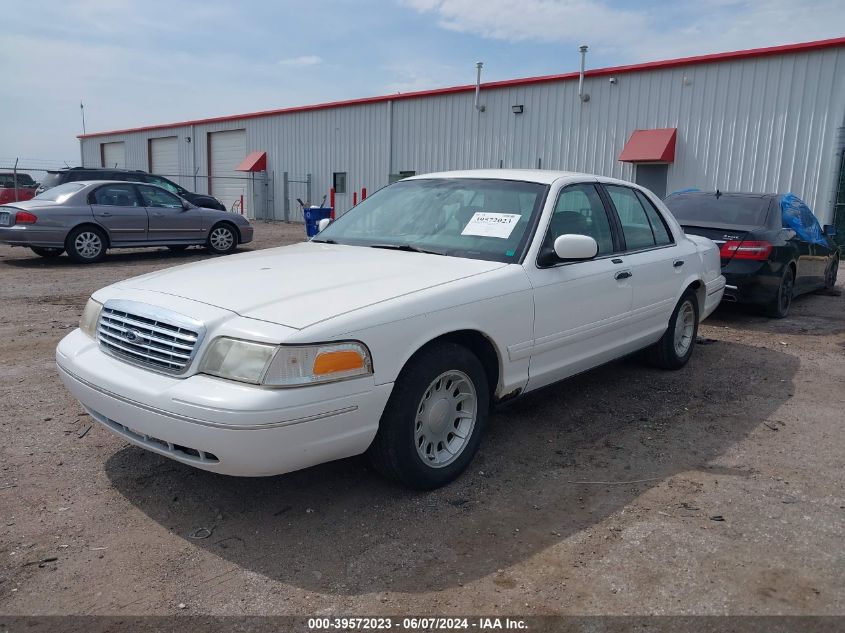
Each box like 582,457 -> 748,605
0,221 -> 843,615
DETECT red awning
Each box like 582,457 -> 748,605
618,128 -> 677,163
235,151 -> 267,172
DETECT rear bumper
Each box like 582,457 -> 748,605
0,225 -> 66,248
702,275 -> 726,319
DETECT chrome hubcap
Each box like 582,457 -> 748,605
673,300 -> 695,357
210,227 -> 234,251
414,370 -> 477,468
75,232 -> 102,259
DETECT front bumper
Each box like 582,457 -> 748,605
238,224 -> 254,244
56,329 -> 392,476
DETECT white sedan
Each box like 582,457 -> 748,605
56,170 -> 725,489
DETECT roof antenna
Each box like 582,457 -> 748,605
715,189 -> 722,199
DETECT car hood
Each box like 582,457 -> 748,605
116,242 -> 507,329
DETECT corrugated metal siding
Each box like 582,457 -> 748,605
80,45 -> 845,223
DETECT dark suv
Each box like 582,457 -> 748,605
36,168 -> 226,211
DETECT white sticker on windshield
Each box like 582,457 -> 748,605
461,212 -> 522,239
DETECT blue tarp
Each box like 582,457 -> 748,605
779,193 -> 827,246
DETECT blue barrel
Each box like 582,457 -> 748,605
304,207 -> 333,238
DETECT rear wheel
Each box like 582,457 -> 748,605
647,291 -> 699,370
764,266 -> 794,318
824,256 -> 839,290
367,342 -> 489,490
30,246 -> 64,258
206,223 -> 238,255
66,226 -> 107,263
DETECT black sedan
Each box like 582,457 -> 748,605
664,191 -> 839,318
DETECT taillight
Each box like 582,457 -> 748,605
720,240 -> 772,260
15,211 -> 37,224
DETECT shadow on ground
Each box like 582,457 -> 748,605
105,340 -> 797,596
0,245 -> 258,269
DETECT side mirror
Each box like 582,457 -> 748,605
553,234 -> 598,261
181,200 -> 192,211
317,217 -> 332,232
823,224 -> 837,236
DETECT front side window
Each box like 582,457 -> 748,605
91,184 -> 140,207
137,184 -> 182,208
316,178 -> 548,263
606,184 -> 659,251
543,183 -> 614,256
146,175 -> 181,195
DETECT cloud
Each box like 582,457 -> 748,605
403,0 -> 845,61
278,55 -> 323,67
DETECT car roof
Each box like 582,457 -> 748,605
666,190 -> 778,198
405,168 -> 643,187
47,167 -> 148,174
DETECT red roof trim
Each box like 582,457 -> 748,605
619,128 -> 678,163
78,36 -> 845,139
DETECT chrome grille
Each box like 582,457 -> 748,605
97,299 -> 205,374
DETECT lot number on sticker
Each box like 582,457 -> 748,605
461,212 -> 522,239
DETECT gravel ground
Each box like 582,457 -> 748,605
0,222 -> 843,616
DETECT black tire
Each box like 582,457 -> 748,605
824,256 -> 839,290
30,246 -> 64,258
65,226 -> 107,263
367,342 -> 490,490
647,290 -> 700,370
206,223 -> 238,255
167,245 -> 189,252
763,265 -> 794,318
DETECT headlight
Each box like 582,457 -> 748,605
79,298 -> 103,339
199,338 -> 277,384
199,338 -> 372,387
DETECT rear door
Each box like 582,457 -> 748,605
89,183 -> 148,243
136,184 -> 203,241
602,184 -> 689,342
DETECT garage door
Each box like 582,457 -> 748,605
101,142 -> 126,169
149,136 -> 179,178
208,130 -> 246,214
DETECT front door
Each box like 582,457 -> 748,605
89,183 -> 147,243
523,182 -> 633,391
136,184 -> 204,241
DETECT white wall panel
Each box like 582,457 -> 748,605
80,44 -> 845,223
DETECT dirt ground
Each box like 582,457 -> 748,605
0,221 -> 843,617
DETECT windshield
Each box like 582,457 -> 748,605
315,178 -> 549,263
33,182 -> 84,202
665,193 -> 770,228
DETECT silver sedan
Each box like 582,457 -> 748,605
0,180 -> 254,263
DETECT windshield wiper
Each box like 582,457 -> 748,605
369,243 -> 445,256
311,238 -> 337,244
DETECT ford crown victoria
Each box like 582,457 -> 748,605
56,170 -> 725,489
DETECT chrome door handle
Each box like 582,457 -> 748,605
615,270 -> 632,280
673,260 -> 685,267
99,212 -> 112,217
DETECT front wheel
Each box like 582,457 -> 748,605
367,342 -> 489,490
648,291 -> 699,370
206,223 -> 238,255
30,246 -> 64,258
824,256 -> 839,290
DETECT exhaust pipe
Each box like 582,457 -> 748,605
578,45 -> 590,102
475,62 -> 486,112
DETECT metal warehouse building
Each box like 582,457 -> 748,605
79,37 -> 845,229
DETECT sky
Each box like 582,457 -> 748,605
1,0 -> 843,167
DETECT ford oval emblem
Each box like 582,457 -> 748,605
123,329 -> 142,343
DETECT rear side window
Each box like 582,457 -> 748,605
606,185 -> 658,251
91,184 -> 140,207
635,190 -> 673,246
